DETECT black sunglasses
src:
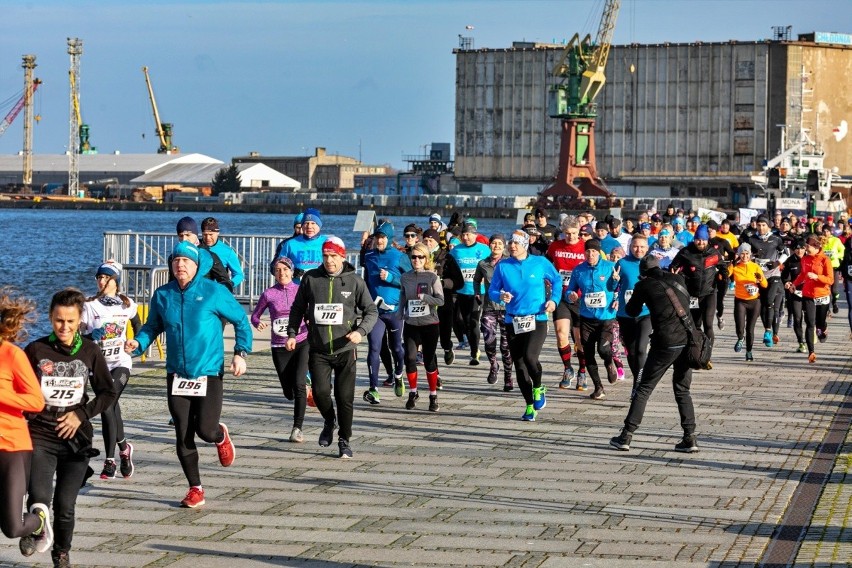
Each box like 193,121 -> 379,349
404,233 -> 418,238
410,255 -> 426,260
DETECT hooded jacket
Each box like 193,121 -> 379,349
625,268 -> 689,348
669,242 -> 724,299
287,261 -> 378,355
134,249 -> 253,378
792,251 -> 834,299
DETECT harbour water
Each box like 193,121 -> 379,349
0,209 -> 519,339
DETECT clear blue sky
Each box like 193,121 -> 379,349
0,0 -> 849,168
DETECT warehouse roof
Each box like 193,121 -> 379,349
132,162 -> 301,189
0,152 -> 221,174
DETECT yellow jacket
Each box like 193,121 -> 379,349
730,261 -> 767,300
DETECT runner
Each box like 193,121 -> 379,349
706,220 -> 736,330
781,239 -> 806,352
81,261 -> 141,480
250,256 -> 309,443
730,243 -> 768,361
0,289 -> 52,556
285,236 -> 378,458
474,234 -> 513,389
399,243 -> 444,411
788,235 -> 834,363
747,215 -> 787,348
200,217 -> 245,290
423,228 -> 462,369
546,216 -> 586,389
615,235 -> 651,388
23,288 -> 117,567
565,238 -> 621,400
820,224 -> 844,314
126,241 -> 253,508
276,207 -> 327,282
488,230 -> 561,421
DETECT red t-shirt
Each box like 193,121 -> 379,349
546,239 -> 586,290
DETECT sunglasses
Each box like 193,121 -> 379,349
404,233 -> 418,238
410,255 -> 426,260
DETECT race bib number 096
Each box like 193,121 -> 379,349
171,376 -> 208,397
314,303 -> 343,325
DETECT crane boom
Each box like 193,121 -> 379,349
0,80 -> 40,138
579,0 -> 620,103
142,66 -> 177,154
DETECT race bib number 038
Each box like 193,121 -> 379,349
101,338 -> 124,363
512,315 -> 536,334
314,303 -> 344,325
171,376 -> 208,397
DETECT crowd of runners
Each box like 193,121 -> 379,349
2,205 -> 851,567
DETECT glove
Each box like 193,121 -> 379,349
91,328 -> 105,341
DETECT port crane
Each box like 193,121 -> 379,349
0,80 -> 41,138
142,66 -> 178,154
539,0 -> 620,207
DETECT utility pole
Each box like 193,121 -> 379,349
67,37 -> 83,196
21,54 -> 36,188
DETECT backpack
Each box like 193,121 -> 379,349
660,280 -> 713,370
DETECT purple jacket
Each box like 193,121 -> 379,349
251,283 -> 308,347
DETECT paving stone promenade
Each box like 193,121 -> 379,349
2,302 -> 850,567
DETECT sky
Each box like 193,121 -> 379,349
0,0 -> 850,168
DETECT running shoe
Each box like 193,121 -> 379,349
319,420 -> 335,447
787,316 -> 793,328
808,352 -> 817,364
363,388 -> 381,405
458,338 -> 469,350
674,435 -> 699,453
532,386 -> 547,410
609,431 -> 632,451
338,439 -> 353,459
405,391 -> 419,410
100,458 -> 117,480
616,366 -> 625,381
717,316 -> 726,330
216,423 -> 235,467
503,381 -> 514,392
590,388 -> 606,400
52,550 -> 71,568
606,363 -> 618,384
559,365 -> 575,389
763,330 -> 774,347
180,486 -> 205,508
817,329 -> 828,343
469,350 -> 481,366
797,342 -> 807,353
745,351 -> 754,361
444,349 -> 455,365
436,376 -> 443,390
521,404 -> 537,421
119,442 -> 134,478
428,394 -> 440,412
394,375 -> 406,397
289,427 -> 303,443
382,377 -> 395,388
30,503 -> 52,554
19,535 -> 36,557
416,351 -> 424,365
80,465 -> 95,488
576,371 -> 588,391
772,333 -> 780,345
734,338 -> 744,353
487,361 -> 499,384
832,302 -> 840,314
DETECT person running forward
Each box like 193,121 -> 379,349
614,235 -> 651,389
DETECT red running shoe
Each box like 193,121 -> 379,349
216,423 -> 235,467
180,486 -> 205,508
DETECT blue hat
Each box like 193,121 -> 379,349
691,216 -> 701,223
96,261 -> 122,284
302,208 -> 322,229
640,222 -> 651,231
176,216 -> 198,235
375,222 -> 394,239
172,241 -> 200,265
694,225 -> 710,240
659,228 -> 672,236
294,212 -> 305,225
672,218 -> 684,226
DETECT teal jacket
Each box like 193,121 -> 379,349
133,252 -> 253,378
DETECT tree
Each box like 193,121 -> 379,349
211,164 -> 241,195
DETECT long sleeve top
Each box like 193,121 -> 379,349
0,341 -> 45,452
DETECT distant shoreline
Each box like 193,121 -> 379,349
0,198 -> 523,219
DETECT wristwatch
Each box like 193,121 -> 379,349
235,350 -> 248,359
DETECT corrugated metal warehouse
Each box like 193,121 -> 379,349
454,34 -> 852,203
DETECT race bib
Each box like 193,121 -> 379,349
171,376 -> 208,397
689,297 -> 699,309
314,303 -> 344,325
512,315 -> 536,334
461,267 -> 476,283
559,270 -> 572,288
272,317 -> 289,338
100,338 -> 124,363
815,295 -> 831,306
41,376 -> 85,408
847,265 -> 852,277
745,284 -> 759,296
794,289 -> 803,298
624,289 -> 634,302
408,299 -> 428,317
584,291 -> 606,308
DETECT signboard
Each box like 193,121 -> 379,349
353,210 -> 377,233
739,208 -> 759,227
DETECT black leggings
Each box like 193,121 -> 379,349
580,318 -> 615,391
716,277 -> 729,317
735,298 -> 761,351
691,294 -> 717,344
101,366 -> 130,459
455,294 -> 483,356
618,316 -> 651,385
803,297 -> 830,354
403,323 -> 439,374
759,277 -> 783,334
167,373 -> 225,488
506,322 -> 547,405
786,293 -> 804,343
271,342 -> 309,430
0,450 -> 41,538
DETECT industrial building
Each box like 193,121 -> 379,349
454,30 -> 852,206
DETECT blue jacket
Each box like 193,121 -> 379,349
363,246 -> 412,313
488,255 -> 561,324
599,235 -> 621,255
278,234 -> 328,282
133,252 -> 253,378
564,259 -> 619,320
449,242 -> 491,296
206,239 -> 244,288
676,230 -> 694,247
615,255 -> 650,318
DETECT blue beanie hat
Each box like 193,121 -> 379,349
694,224 -> 710,241
302,208 -> 322,228
375,222 -> 394,239
96,261 -> 122,284
172,241 -> 200,265
294,212 -> 305,225
176,216 -> 198,235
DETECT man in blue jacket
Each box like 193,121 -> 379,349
615,235 -> 651,388
127,240 -> 253,509
277,208 -> 327,283
200,217 -> 245,290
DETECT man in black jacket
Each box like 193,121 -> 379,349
610,255 -> 698,453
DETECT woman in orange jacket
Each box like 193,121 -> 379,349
729,243 -> 768,361
0,289 -> 52,553
787,235 -> 834,363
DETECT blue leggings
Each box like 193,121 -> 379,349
366,311 -> 405,389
